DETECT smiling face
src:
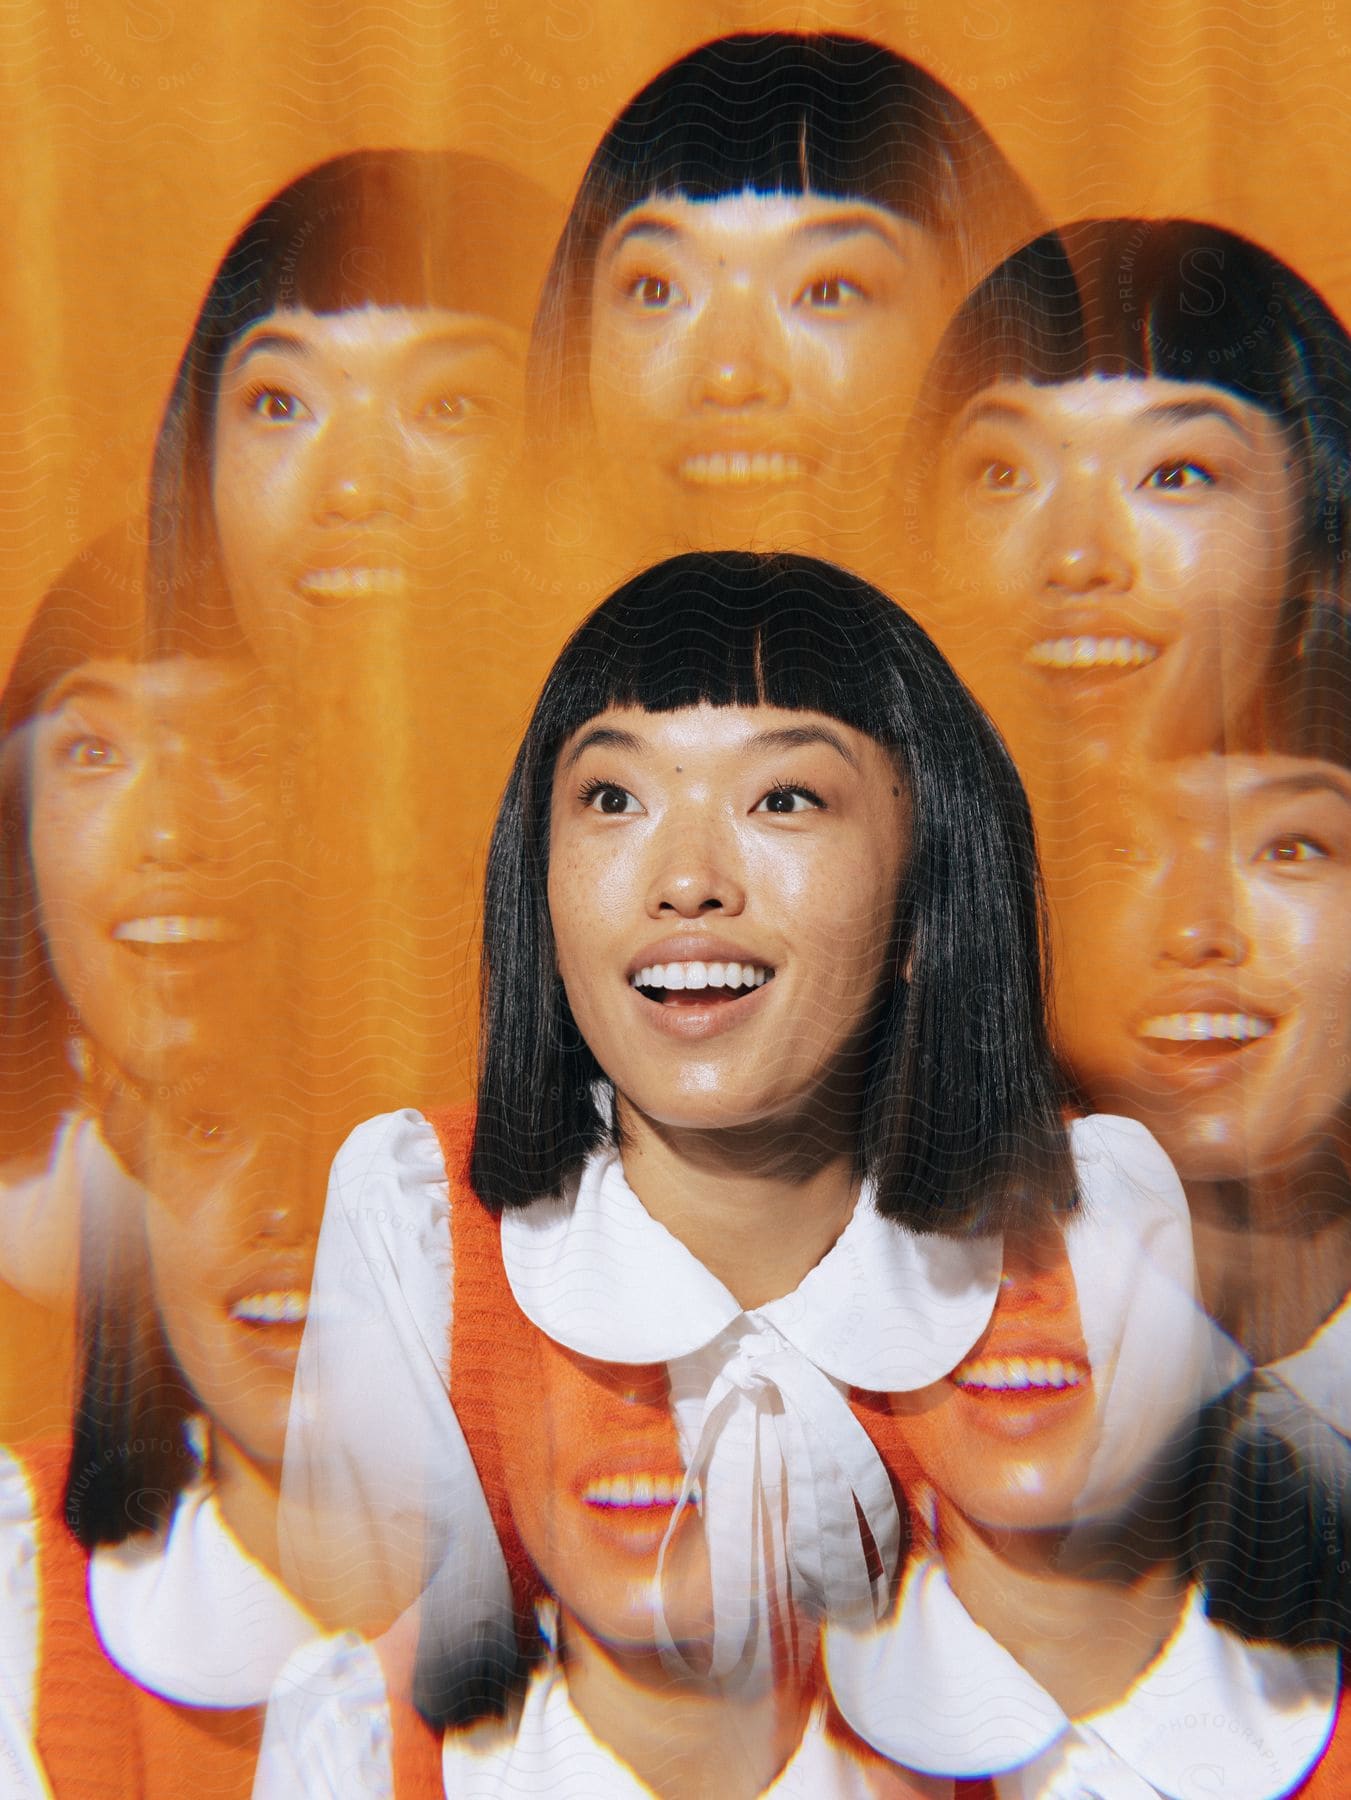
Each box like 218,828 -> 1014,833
210,305 -> 526,668
927,377 -> 1300,756
546,704 -> 910,1140
891,1225 -> 1099,1533
1055,755 -> 1351,1182
587,193 -> 952,553
26,657 -> 277,1090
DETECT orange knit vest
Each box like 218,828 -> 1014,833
26,1442 -> 266,1799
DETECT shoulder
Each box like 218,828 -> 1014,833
323,1108 -> 466,1264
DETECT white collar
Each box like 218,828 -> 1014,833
500,1144 -> 1002,1391
443,1663 -> 910,1798
827,1559 -> 1338,1798
1266,1291 -> 1351,1438
90,1476 -> 318,1706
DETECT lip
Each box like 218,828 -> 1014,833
1025,634 -> 1163,675
225,1264 -> 311,1367
947,1338 -> 1094,1441
112,915 -> 246,947
294,566 -> 410,605
570,1450 -> 696,1555
674,450 -> 809,490
626,935 -> 777,982
625,935 -> 778,1041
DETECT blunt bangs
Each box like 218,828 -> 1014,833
473,551 -> 1073,1235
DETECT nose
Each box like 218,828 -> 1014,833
128,757 -> 212,870
1043,472 -> 1134,594
312,403 -> 412,524
997,1226 -> 1077,1317
688,290 -> 790,412
1156,861 -> 1248,968
644,824 -> 747,918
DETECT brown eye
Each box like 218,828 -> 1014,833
798,276 -> 864,309
63,734 -> 123,770
627,275 -> 679,309
1143,460 -> 1213,492
1258,833 -> 1329,864
978,459 -> 1029,493
249,388 -> 307,423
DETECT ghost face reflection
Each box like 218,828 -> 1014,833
890,1227 -> 1101,1534
1056,756 -> 1351,1183
27,658 -> 276,1090
588,193 -> 952,550
211,306 -> 526,666
928,379 -> 1300,754
498,1349 -> 713,1655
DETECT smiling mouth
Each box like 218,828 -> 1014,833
678,453 -> 805,489
1026,636 -> 1161,672
228,1290 -> 309,1326
581,1473 -> 700,1510
295,567 -> 409,603
631,961 -> 774,1005
1138,1012 -> 1274,1045
953,1355 -> 1088,1394
113,916 -> 242,946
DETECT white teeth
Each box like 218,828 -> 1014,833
581,1473 -> 698,1508
631,962 -> 772,993
297,568 -> 408,600
228,1291 -> 308,1325
1026,636 -> 1160,671
953,1356 -> 1087,1392
1139,1012 -> 1274,1043
679,452 -> 804,488
113,916 -> 239,945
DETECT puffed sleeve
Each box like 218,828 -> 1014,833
277,1110 -> 510,1649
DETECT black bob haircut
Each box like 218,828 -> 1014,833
472,550 -> 1074,1234
908,218 -> 1351,758
528,31 -> 1044,440
146,148 -> 564,650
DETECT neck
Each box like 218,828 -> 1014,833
1187,1144 -> 1351,1363
560,1610 -> 811,1800
210,1430 -> 286,1584
937,1507 -> 1187,1721
616,1100 -> 860,1309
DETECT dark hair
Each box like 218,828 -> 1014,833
62,1141 -> 198,1550
528,32 -> 1044,440
908,219 -> 1351,754
0,527 -> 152,1158
472,549 -> 1073,1233
146,148 -> 564,647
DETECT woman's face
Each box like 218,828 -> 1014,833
926,377 -> 1300,756
142,1098 -> 317,1473
27,657 -> 277,1091
891,1226 -> 1100,1534
547,703 -> 910,1138
211,305 -> 526,668
498,1348 -> 713,1654
1055,755 -> 1351,1183
587,192 -> 952,552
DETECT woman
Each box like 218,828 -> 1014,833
274,550 -> 1190,1793
825,1209 -> 1347,1796
527,32 -> 1044,572
0,526 -> 280,1432
903,219 -> 1351,774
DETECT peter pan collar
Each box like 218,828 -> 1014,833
1266,1291 -> 1351,1439
90,1476 -> 318,1707
500,1146 -> 1002,1392
826,1559 -> 1338,1799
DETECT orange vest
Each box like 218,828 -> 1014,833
25,1442 -> 265,1800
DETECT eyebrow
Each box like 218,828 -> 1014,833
951,393 -> 1261,442
1246,770 -> 1351,808
746,724 -> 859,767
559,726 -> 647,772
603,209 -> 909,261
41,673 -> 134,715
228,322 -> 520,371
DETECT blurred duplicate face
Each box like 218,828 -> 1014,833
926,378 -> 1300,758
1055,755 -> 1351,1183
211,305 -> 526,669
587,192 -> 953,555
496,1348 -> 715,1656
27,657 -> 278,1092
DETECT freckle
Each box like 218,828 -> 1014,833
892,785 -> 900,797
676,765 -> 683,773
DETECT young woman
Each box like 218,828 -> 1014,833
527,32 -> 1044,573
825,1209 -> 1347,1797
271,550 -> 1193,1795
903,219 -> 1351,774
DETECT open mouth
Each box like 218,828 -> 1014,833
113,916 -> 242,946
953,1355 -> 1088,1394
630,961 -> 774,1006
228,1290 -> 309,1326
1138,1011 -> 1274,1048
1026,636 -> 1161,673
581,1473 -> 701,1510
295,567 -> 409,603
678,453 -> 805,489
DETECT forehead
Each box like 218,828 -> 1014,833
224,303 -> 524,368
556,702 -> 887,767
42,657 -> 261,722
598,191 -> 934,262
948,375 -> 1287,442
1094,754 -> 1351,847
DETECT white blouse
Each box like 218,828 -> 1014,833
278,1111 -> 1194,1675
827,1557 -> 1338,1800
254,1626 -> 950,1799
